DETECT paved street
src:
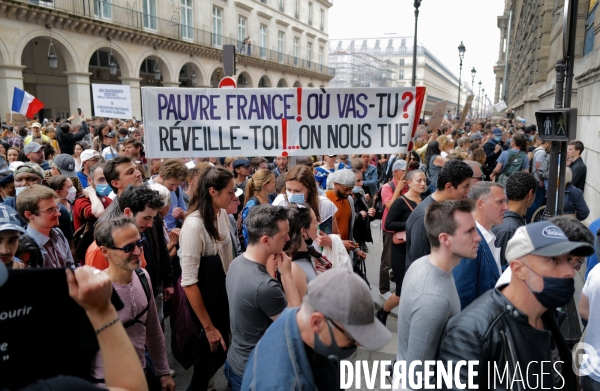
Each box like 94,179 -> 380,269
165,221 -> 587,390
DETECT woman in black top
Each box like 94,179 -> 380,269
377,169 -> 427,325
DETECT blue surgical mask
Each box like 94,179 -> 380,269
15,186 -> 27,196
494,136 -> 502,142
286,191 -> 305,204
95,183 -> 112,197
352,186 -> 362,193
506,138 -> 512,144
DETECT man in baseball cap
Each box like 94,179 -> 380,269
78,149 -> 101,188
24,142 -> 48,170
438,220 -> 594,390
0,204 -> 26,272
52,154 -> 77,178
25,123 -> 51,146
241,268 -> 391,390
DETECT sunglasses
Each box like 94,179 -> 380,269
107,237 -> 145,253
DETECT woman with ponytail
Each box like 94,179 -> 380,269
240,169 -> 276,248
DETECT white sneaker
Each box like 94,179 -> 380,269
380,291 -> 392,300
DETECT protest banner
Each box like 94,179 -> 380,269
457,95 -> 474,129
91,83 -> 133,118
5,113 -> 27,128
427,100 -> 447,130
494,100 -> 507,113
141,86 -> 426,158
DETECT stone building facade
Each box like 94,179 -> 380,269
494,0 -> 600,222
328,37 -> 477,117
0,0 -> 334,120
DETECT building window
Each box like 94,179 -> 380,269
278,0 -> 284,11
294,0 -> 299,19
142,0 -> 156,30
238,16 -> 247,49
212,6 -> 223,47
278,31 -> 285,63
260,24 -> 267,59
181,0 -> 193,40
399,70 -> 404,79
401,38 -> 406,47
307,42 -> 312,69
584,5 -> 597,56
308,3 -> 313,25
399,59 -> 404,66
319,46 -> 324,72
294,37 -> 299,66
320,9 -> 324,30
94,0 -> 112,20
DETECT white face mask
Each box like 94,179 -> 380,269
65,186 -> 76,203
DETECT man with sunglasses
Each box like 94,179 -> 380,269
92,216 -> 175,391
242,268 -> 391,390
440,220 -> 594,390
16,184 -> 75,270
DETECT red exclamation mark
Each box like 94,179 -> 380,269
296,87 -> 302,122
281,118 -> 288,156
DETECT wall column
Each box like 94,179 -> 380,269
0,65 -> 26,121
64,72 -> 92,119
119,77 -> 143,119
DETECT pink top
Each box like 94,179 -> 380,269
91,269 -> 170,381
381,179 -> 397,233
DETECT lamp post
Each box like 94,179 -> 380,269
481,88 -> 485,118
47,26 -> 58,69
411,0 -> 422,87
484,94 -> 488,117
456,41 -> 466,118
477,81 -> 482,118
470,67 -> 476,118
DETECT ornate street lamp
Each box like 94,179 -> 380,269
154,47 -> 161,81
108,38 -> 117,76
477,80 -> 482,118
456,41 -> 466,117
471,67 -> 476,89
47,26 -> 58,69
411,0 -> 421,87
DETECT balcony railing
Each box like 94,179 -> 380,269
19,0 -> 333,76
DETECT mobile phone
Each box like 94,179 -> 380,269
77,108 -> 82,115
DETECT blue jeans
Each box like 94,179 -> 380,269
224,360 -> 243,391
525,184 -> 546,222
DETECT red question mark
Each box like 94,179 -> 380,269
402,92 -> 414,119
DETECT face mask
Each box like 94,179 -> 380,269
302,232 -> 313,247
119,137 -> 125,142
95,183 -> 112,197
524,263 -> 575,309
494,136 -> 502,142
15,186 -> 27,196
313,320 -> 357,361
352,186 -> 362,193
286,191 -> 305,204
506,138 -> 512,144
65,186 -> 76,203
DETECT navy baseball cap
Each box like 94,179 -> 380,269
492,127 -> 503,136
233,159 -> 251,169
0,205 -> 25,234
506,221 -> 594,262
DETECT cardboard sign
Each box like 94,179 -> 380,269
5,113 -> 28,128
142,86 -> 426,158
427,100 -> 447,130
457,95 -> 475,129
92,83 -> 133,118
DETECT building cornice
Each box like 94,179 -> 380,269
234,1 -> 253,12
292,26 -> 304,33
276,19 -> 290,27
256,10 -> 273,20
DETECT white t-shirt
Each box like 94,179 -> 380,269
272,194 -> 338,224
582,266 -> 600,382
102,146 -> 118,161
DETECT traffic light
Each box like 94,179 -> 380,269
534,108 -> 577,142
223,45 -> 236,77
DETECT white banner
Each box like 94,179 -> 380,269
91,83 -> 133,118
141,86 -> 426,158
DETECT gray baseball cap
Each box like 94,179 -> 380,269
24,142 -> 43,154
306,268 -> 392,350
53,154 -> 77,177
506,221 -> 594,263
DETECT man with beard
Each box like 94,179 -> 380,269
91,216 -> 175,391
24,141 -> 50,170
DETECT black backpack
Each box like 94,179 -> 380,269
73,220 -> 96,266
373,181 -> 396,220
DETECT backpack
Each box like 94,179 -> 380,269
74,219 -> 96,267
538,153 -> 551,180
497,150 -> 526,185
123,268 -> 151,329
16,233 -> 44,268
373,181 -> 396,220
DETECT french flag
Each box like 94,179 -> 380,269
11,87 -> 44,119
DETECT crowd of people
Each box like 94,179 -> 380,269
0,112 -> 599,391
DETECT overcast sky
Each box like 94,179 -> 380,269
329,0 -> 506,103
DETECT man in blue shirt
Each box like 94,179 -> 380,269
147,159 -> 188,230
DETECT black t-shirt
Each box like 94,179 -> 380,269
0,269 -> 117,389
